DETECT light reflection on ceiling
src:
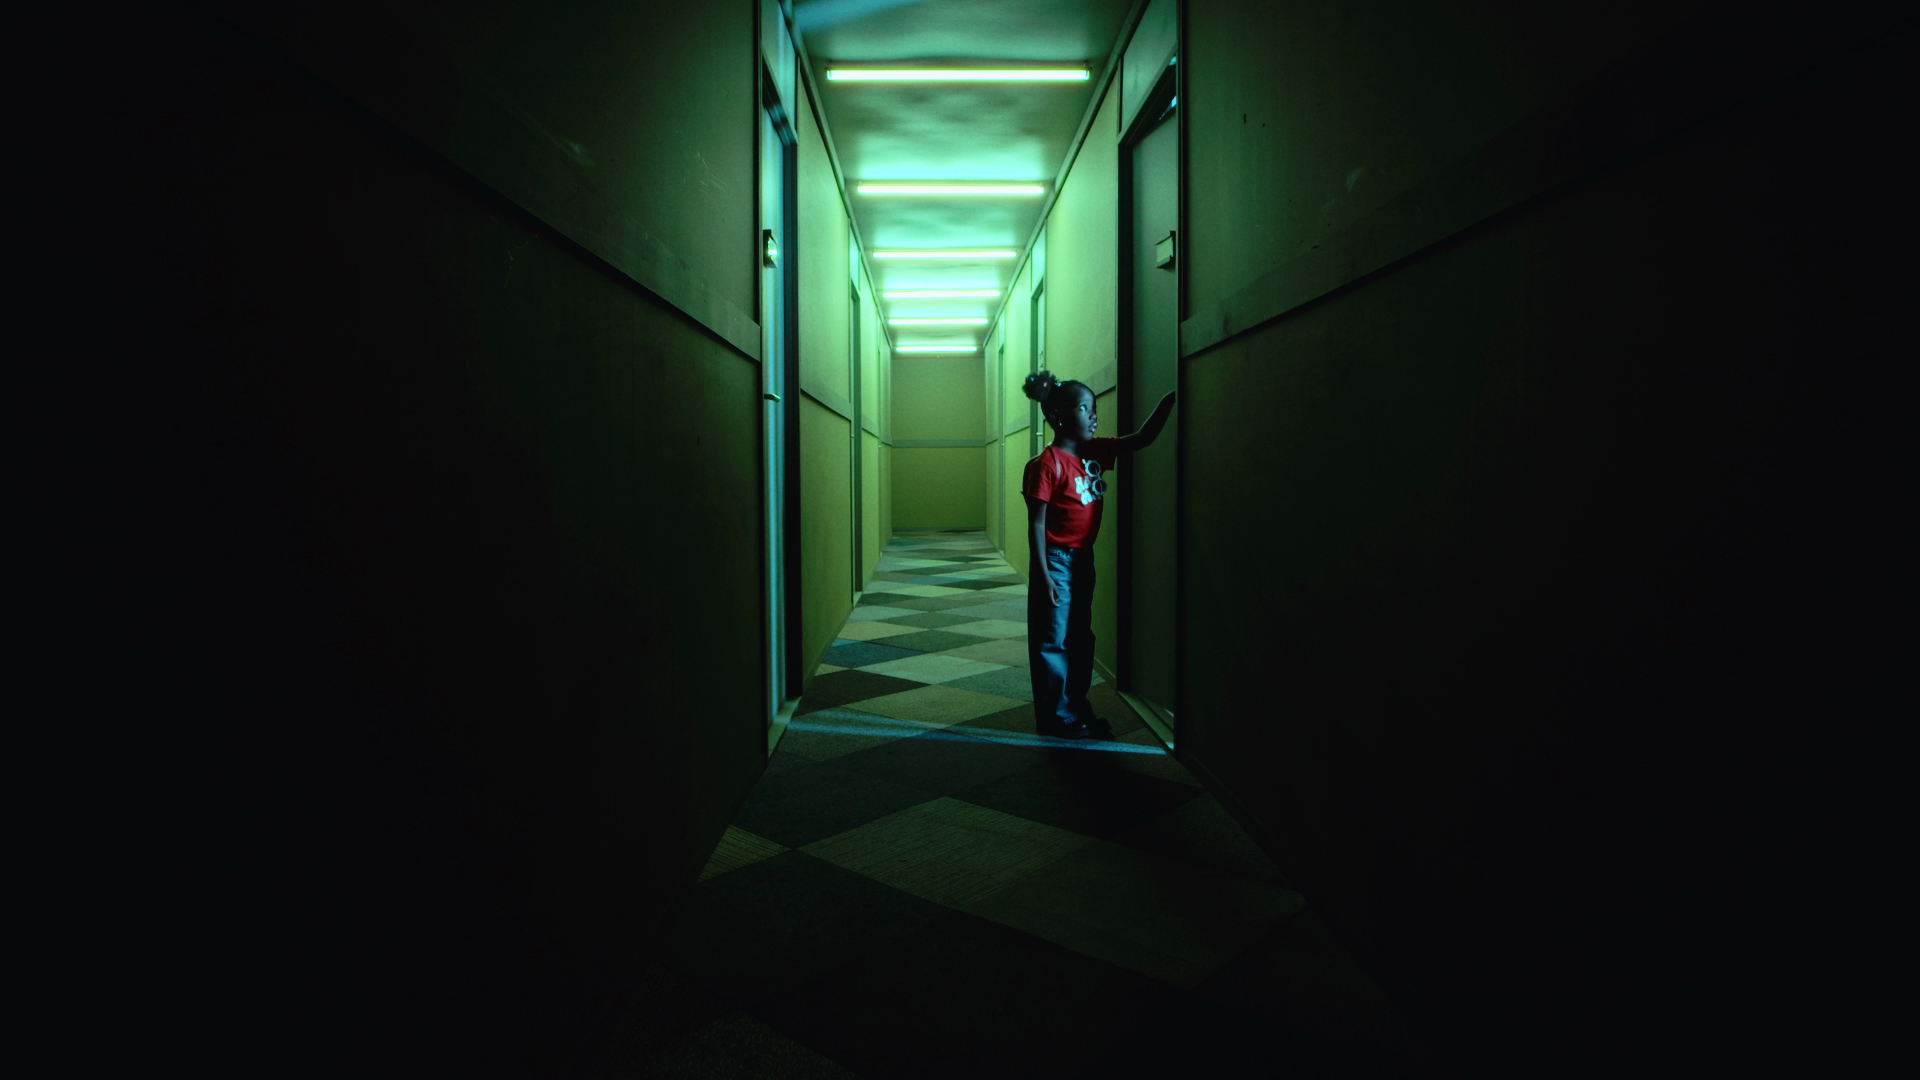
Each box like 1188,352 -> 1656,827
793,0 -> 1137,354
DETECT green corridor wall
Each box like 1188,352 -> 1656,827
1174,1 -> 1908,1074
55,2 -> 770,1075
891,356 -> 987,529
990,261 -> 1037,574
795,76 -> 857,682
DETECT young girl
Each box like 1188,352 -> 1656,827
1021,371 -> 1177,739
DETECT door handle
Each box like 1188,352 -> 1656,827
764,392 -> 782,402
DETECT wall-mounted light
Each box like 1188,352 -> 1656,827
857,185 -> 1045,196
882,289 -> 1001,299
872,250 -> 1017,259
896,345 -> 981,353
890,318 -> 990,326
828,69 -> 1088,82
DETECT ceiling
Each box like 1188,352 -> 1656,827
792,0 -> 1138,352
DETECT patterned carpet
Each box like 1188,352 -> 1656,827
586,531 -> 1449,1079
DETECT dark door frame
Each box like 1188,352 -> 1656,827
1115,54 -> 1183,744
759,56 -> 804,728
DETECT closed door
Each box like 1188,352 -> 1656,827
849,284 -> 863,589
761,105 -> 793,720
1125,98 -> 1179,721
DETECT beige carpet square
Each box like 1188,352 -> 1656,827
859,653 -> 1008,684
802,797 -> 1095,908
697,826 -> 789,882
935,638 -> 1031,666
851,684 -> 1023,726
883,583 -> 971,597
940,618 -> 1028,640
835,620 -> 920,641
847,604 -> 921,622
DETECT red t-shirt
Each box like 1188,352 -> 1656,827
1023,439 -> 1120,548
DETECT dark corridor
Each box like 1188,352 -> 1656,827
33,1 -> 1910,1077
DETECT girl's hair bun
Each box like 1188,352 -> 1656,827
1021,370 -> 1060,403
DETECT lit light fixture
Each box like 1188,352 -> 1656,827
882,289 -> 1001,299
896,345 -> 981,353
857,184 -> 1045,196
889,318 -> 990,326
872,250 -> 1017,260
828,69 -> 1088,82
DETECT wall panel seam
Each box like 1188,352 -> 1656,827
798,376 -> 855,423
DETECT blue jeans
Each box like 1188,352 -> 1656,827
1029,546 -> 1096,729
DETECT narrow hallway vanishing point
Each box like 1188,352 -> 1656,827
601,531 -> 1446,1078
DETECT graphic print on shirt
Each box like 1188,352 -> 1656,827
1072,459 -> 1106,505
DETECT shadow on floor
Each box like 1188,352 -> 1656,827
587,531 -> 1452,1078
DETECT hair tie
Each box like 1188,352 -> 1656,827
1021,370 -> 1060,404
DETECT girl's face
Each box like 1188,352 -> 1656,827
1054,387 -> 1098,441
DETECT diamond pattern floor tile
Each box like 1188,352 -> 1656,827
940,665 -> 1034,701
856,591 -> 923,606
885,594 -> 1002,612
802,797 -> 1096,909
733,752 -> 941,846
949,755 -> 1204,840
938,617 -> 1028,639
950,601 -> 1027,622
698,826 -> 790,882
929,638 -> 1031,666
835,620 -> 921,641
821,639 -> 924,668
881,583 -> 972,597
677,530 -> 1451,1080
847,604 -> 924,622
796,670 -> 929,713
881,611 -> 982,630
955,702 -> 1038,734
858,653 -> 1008,684
879,629 -> 993,653
849,683 -> 1025,726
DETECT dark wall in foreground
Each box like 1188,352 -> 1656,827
45,2 -> 764,1074
1178,1 -> 1908,1074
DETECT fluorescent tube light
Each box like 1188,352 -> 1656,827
889,318 -> 990,326
882,290 -> 1001,299
857,184 -> 1045,196
896,345 -> 981,353
828,69 -> 1088,82
872,250 -> 1017,259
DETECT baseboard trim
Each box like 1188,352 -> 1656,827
773,588 -> 867,756
766,696 -> 800,755
1092,657 -> 1176,750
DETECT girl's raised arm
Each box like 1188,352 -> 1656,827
1117,390 -> 1177,455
